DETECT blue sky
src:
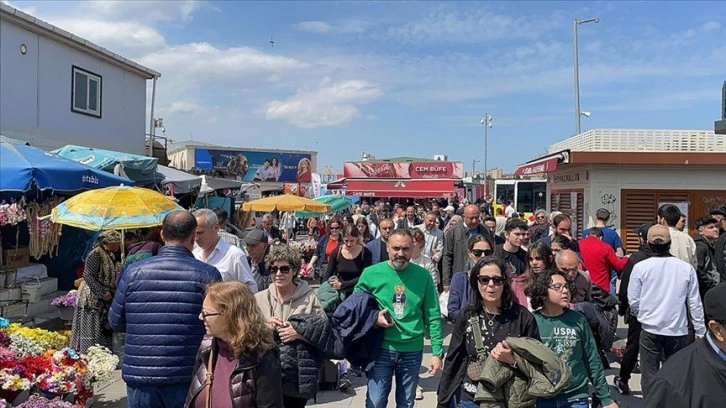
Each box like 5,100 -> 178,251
7,1 -> 725,175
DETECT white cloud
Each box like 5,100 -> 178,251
167,100 -> 200,114
265,78 -> 382,128
296,21 -> 332,33
47,18 -> 166,55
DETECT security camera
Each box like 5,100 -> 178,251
580,111 -> 591,118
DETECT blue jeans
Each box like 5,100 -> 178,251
459,401 -> 479,408
127,383 -> 189,408
366,349 -> 423,408
536,398 -> 589,408
610,269 -> 618,296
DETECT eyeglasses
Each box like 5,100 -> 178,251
200,311 -> 222,319
269,265 -> 292,274
477,275 -> 505,285
471,249 -> 493,257
548,283 -> 568,293
536,216 -> 546,220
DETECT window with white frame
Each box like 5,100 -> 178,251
71,66 -> 102,118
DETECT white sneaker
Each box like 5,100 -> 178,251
415,385 -> 423,400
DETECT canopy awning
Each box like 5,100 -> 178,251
157,165 -> 202,194
53,144 -> 159,183
344,179 -> 456,198
514,152 -> 568,176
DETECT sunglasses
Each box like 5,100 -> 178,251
329,226 -> 341,230
269,265 -> 292,274
471,249 -> 493,257
477,275 -> 505,285
200,311 -> 221,319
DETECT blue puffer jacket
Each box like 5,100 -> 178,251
109,245 -> 222,386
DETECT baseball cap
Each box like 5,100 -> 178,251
704,283 -> 726,321
444,205 -> 455,212
634,223 -> 653,241
242,229 -> 267,246
647,224 -> 671,244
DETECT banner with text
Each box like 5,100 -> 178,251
343,161 -> 463,179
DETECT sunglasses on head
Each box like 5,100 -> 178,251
269,265 -> 292,274
477,275 -> 505,285
471,249 -> 493,257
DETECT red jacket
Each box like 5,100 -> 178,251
579,236 -> 628,291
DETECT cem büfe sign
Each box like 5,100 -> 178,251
343,161 -> 463,179
194,149 -> 313,183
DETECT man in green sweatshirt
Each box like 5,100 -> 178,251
355,228 -> 444,408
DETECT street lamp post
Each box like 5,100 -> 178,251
480,114 -> 492,197
574,17 -> 599,135
472,159 -> 480,177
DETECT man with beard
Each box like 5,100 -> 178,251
355,229 -> 444,407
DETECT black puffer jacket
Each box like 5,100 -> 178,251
280,313 -> 343,398
184,336 -> 283,408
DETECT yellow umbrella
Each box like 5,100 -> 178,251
242,194 -> 330,213
50,185 -> 183,231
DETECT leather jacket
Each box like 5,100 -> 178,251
184,336 -> 283,408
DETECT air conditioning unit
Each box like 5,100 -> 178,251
433,154 -> 447,161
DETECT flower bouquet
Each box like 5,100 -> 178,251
50,291 -> 77,321
0,366 -> 33,403
83,345 -> 119,386
15,394 -> 75,408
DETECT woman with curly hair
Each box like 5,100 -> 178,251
304,216 -> 342,278
438,256 -> 540,408
530,270 -> 618,408
185,281 -> 282,408
255,245 -> 333,407
515,242 -> 555,310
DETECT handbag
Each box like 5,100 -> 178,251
466,313 -> 489,382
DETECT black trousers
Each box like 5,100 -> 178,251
619,317 -> 641,382
283,395 -> 308,408
639,330 -> 688,398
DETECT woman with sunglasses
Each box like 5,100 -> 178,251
305,216 -> 343,279
447,235 -> 494,321
530,270 -> 618,408
438,256 -> 540,408
185,281 -> 282,408
254,245 -> 326,407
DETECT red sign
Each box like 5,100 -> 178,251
514,156 -> 560,176
343,161 -> 463,179
345,179 -> 455,198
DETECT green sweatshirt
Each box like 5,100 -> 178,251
533,309 -> 614,405
354,261 -> 444,356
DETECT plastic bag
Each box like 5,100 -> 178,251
439,291 -> 449,317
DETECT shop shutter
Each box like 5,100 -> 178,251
550,190 -> 584,240
622,190 -> 657,253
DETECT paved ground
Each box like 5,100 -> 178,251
93,317 -> 644,408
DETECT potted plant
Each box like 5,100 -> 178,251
50,291 -> 77,322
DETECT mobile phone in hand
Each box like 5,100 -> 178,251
382,309 -> 394,325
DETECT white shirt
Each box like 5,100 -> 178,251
411,253 -> 439,285
505,205 -> 516,218
193,238 -> 258,293
628,256 -> 705,337
417,225 -> 444,262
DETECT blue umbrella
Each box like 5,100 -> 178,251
0,138 -> 132,192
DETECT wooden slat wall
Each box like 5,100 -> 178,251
550,190 -> 585,239
621,190 -> 692,253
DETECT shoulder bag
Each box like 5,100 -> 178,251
466,313 -> 489,382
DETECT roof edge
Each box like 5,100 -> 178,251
0,3 -> 161,79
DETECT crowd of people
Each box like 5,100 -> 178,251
68,196 -> 726,408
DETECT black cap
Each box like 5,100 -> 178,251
242,229 -> 267,246
213,207 -> 229,223
704,283 -> 726,321
634,223 -> 652,241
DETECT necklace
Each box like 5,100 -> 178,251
482,309 -> 498,327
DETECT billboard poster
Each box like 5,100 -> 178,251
310,173 -> 322,197
343,161 -> 464,179
194,148 -> 313,183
